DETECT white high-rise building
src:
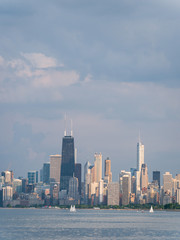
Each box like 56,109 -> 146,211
3,186 -> 13,201
84,161 -> 91,204
104,158 -> 112,183
94,153 -> 102,183
135,170 -> 140,193
136,139 -> 144,195
137,141 -> 144,172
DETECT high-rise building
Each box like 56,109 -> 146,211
13,179 -> 22,194
75,163 -> 81,196
135,170 -> 140,193
136,138 -> 144,194
21,178 -> 28,193
99,179 -> 104,204
43,162 -> 50,184
122,175 -> 130,205
175,174 -> 180,189
84,161 -> 92,204
107,182 -> 119,206
153,171 -> 160,189
3,186 -> 13,201
0,176 -> 4,185
177,188 -> 180,204
68,177 -> 79,203
60,135 -> 75,192
130,168 -> 136,177
131,176 -> 136,194
27,171 -> 38,185
137,141 -> 144,172
50,155 -> 61,183
141,164 -> 148,190
119,170 -> 131,195
94,153 -> 102,183
105,158 -> 112,183
2,171 -> 12,185
163,172 -> 173,196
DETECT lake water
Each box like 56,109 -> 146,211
0,208 -> 180,240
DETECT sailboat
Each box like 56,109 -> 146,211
70,205 -> 76,212
149,206 -> 154,213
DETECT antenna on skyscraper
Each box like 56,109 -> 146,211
70,119 -> 73,136
64,113 -> 67,136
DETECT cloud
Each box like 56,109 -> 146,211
0,53 -> 80,103
21,52 -> 61,69
33,70 -> 80,88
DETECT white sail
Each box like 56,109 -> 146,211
70,205 -> 76,212
149,206 -> 154,213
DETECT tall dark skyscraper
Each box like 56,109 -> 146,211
153,171 -> 160,188
75,163 -> 82,196
43,163 -> 50,184
60,135 -> 75,192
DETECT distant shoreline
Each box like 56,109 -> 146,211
0,207 -> 180,212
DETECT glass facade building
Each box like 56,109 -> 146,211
153,171 -> 160,189
60,136 -> 75,192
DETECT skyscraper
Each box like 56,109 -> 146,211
68,177 -> 79,203
50,155 -> 61,183
153,171 -> 160,189
43,162 -> 50,184
107,182 -> 119,206
60,135 -> 75,191
94,153 -> 102,183
137,140 -> 144,172
84,161 -> 91,204
163,172 -> 173,196
141,163 -> 148,190
136,138 -> 144,194
27,171 -> 38,184
75,163 -> 81,196
122,175 -> 130,206
105,157 -> 112,183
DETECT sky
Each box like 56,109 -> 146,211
0,0 -> 180,181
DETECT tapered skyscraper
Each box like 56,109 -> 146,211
137,140 -> 144,172
60,131 -> 75,192
136,135 -> 144,193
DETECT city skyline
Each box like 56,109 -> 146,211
1,131 -> 180,208
1,132 -> 179,185
0,1 -> 180,179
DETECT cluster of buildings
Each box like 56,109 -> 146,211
0,130 -> 180,208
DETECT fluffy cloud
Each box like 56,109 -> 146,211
0,53 -> 81,103
21,53 -> 61,69
33,70 -> 80,88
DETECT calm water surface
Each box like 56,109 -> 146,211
0,208 -> 180,240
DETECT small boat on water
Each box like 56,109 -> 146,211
70,205 -> 76,212
149,206 -> 154,213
